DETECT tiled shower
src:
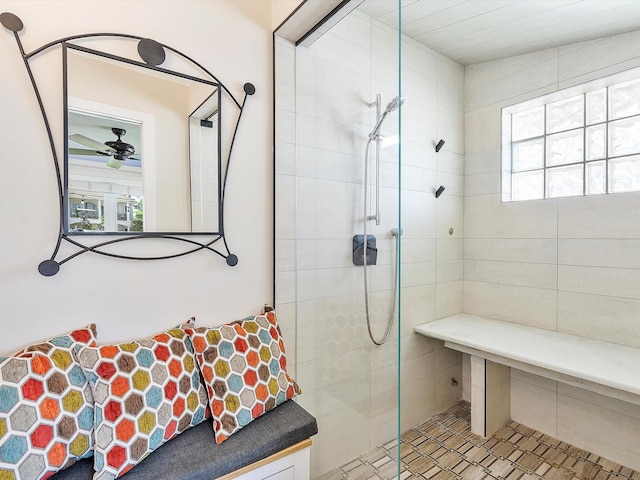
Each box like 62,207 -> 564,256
275,2 -> 640,478
275,9 -> 464,477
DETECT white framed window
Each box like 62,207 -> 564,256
501,68 -> 640,202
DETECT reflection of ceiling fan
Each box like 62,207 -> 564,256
69,127 -> 138,169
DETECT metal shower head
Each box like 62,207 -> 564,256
369,96 -> 405,140
384,96 -> 405,113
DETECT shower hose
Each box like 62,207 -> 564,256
363,139 -> 400,346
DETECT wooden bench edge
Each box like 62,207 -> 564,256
217,438 -> 313,480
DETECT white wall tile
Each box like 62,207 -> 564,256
559,265 -> 640,300
510,373 -> 557,437
275,141 -> 296,176
465,170 -> 500,197
370,22 -> 400,62
558,192 -> 640,239
370,388 -> 399,447
465,238 -> 557,264
559,239 -> 640,270
557,387 -> 640,471
276,173 -> 296,240
437,150 -> 464,175
465,259 -> 557,290
465,57 -> 558,112
275,41 -> 296,113
558,30 -> 640,86
437,194 -> 464,239
437,171 -> 464,197
558,292 -> 640,348
303,399 -> 371,477
400,139 -> 437,170
300,31 -> 371,77
465,47 -> 557,92
436,103 -> 464,155
465,106 -> 501,154
276,108 -> 296,145
401,35 -> 438,78
297,145 -> 362,184
401,376 -> 438,431
275,270 -> 296,305
328,10 -> 371,50
400,284 -> 436,330
276,239 -> 296,272
465,194 -> 558,239
296,177 -> 362,240
296,91 -> 370,135
435,364 -> 464,413
465,148 -> 499,176
437,53 -> 465,111
437,259 -> 463,283
436,281 -> 463,319
463,280 -> 557,330
296,113 -> 363,156
437,238 -> 463,261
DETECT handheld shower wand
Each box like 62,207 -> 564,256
369,96 -> 404,140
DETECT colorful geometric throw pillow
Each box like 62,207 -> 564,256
185,307 -> 300,444
76,324 -> 209,480
0,325 -> 98,480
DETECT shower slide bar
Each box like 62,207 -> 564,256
367,94 -> 382,225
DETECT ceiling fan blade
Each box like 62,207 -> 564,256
69,148 -> 104,156
69,134 -> 116,155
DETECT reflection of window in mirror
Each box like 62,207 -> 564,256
66,105 -> 149,233
65,47 -> 222,234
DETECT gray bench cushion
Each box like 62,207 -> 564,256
52,400 -> 318,480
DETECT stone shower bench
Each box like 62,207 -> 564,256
52,400 -> 318,480
414,313 -> 640,437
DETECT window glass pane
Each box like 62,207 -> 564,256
547,165 -> 583,198
586,88 -> 606,125
586,124 -> 606,160
546,129 -> 583,166
586,161 -> 606,195
512,138 -> 544,171
609,78 -> 640,120
546,95 -> 583,133
610,155 -> 640,193
512,106 -> 544,141
512,170 -> 544,201
609,117 -> 640,157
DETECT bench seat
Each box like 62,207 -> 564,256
52,400 -> 318,480
415,313 -> 640,436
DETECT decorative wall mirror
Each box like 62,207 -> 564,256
1,12 -> 254,275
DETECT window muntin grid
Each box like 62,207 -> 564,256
504,76 -> 640,201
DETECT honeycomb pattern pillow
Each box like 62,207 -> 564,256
76,324 -> 209,480
0,325 -> 98,480
185,307 -> 300,444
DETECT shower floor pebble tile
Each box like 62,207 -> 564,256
315,401 -> 640,480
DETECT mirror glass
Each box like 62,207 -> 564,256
64,46 -> 221,234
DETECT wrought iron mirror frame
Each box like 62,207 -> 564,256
1,12 -> 255,276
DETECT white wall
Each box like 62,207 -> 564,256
275,10 -> 465,476
464,29 -> 640,470
0,1 -> 284,353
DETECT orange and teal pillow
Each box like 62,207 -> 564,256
76,322 -> 208,479
0,325 -> 98,479
185,307 -> 300,444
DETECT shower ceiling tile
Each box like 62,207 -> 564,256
358,0 -> 640,66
